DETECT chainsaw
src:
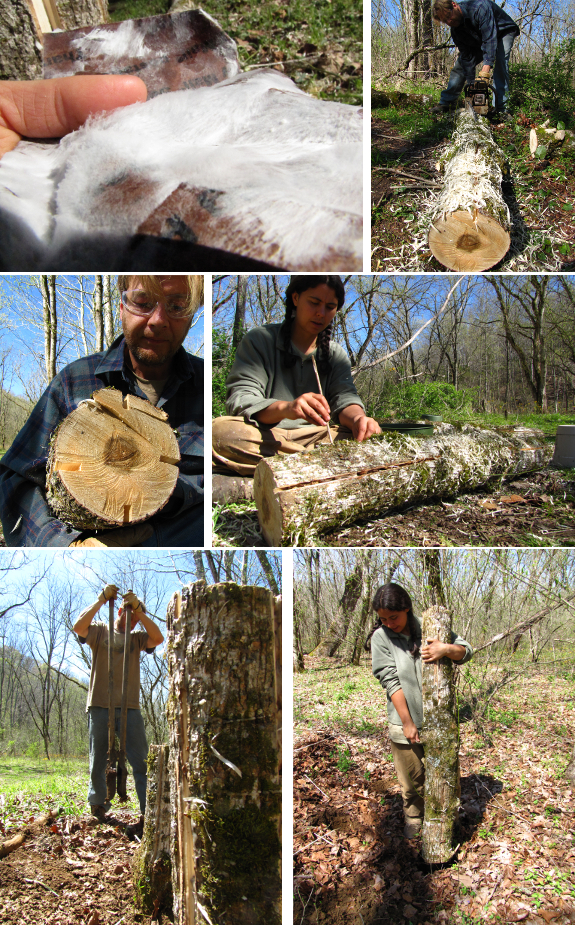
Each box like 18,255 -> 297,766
464,77 -> 493,116
106,594 -> 133,804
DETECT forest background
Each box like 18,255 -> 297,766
293,547 -> 575,925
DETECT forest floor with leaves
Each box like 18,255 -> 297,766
213,465 -> 575,548
0,765 -> 159,925
371,93 -> 575,272
294,658 -> 575,925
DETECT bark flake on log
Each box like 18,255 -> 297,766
167,581 -> 281,925
421,605 -> 460,864
46,387 -> 180,530
253,423 -> 552,546
428,109 -> 510,271
133,744 -> 172,915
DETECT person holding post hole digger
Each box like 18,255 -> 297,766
72,584 -> 164,834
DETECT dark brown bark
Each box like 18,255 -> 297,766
133,744 -> 172,914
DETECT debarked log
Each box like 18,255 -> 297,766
421,605 -> 460,864
133,744 -> 172,914
428,108 -> 511,271
167,581 -> 281,925
253,423 -> 552,546
46,387 -> 180,530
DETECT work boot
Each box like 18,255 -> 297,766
431,102 -> 451,114
90,804 -> 109,822
403,818 -> 422,838
126,814 -> 145,842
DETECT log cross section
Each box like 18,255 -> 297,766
46,387 -> 180,530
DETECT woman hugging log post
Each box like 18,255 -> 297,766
428,107 -> 511,271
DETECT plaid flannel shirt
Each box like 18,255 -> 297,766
0,335 -> 203,546
451,0 -> 519,80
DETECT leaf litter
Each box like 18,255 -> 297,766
294,665 -> 575,925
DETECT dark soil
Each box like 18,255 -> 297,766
371,110 -> 575,272
322,468 -> 575,547
0,810 -> 166,925
294,674 -> 575,925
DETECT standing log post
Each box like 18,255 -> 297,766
421,603 -> 460,864
46,387 -> 180,531
428,108 -> 511,271
167,581 -> 281,925
133,744 -> 173,915
253,423 -> 552,546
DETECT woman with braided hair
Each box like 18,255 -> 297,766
212,275 -> 381,477
368,582 -> 473,838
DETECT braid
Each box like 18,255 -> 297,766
280,300 -> 297,369
316,322 -> 334,374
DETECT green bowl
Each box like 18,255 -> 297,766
378,420 -> 435,437
421,414 -> 442,422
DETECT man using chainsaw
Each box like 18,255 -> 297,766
72,584 -> 164,827
431,0 -> 520,117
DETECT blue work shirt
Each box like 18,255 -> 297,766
0,335 -> 203,546
450,0 -> 519,80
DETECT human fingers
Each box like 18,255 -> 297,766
0,75 -> 147,158
295,393 -> 330,425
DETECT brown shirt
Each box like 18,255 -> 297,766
79,622 -> 151,711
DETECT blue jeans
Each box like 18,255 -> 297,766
440,32 -> 515,111
88,707 -> 148,814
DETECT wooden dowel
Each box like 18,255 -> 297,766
311,354 -> 333,445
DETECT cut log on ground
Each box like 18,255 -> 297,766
253,423 -> 552,546
428,108 -> 511,271
133,744 -> 172,915
46,388 -> 180,531
167,581 -> 281,925
421,604 -> 460,864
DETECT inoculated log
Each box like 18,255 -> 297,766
167,581 -> 281,925
253,423 -> 552,546
428,108 -> 511,271
46,388 -> 180,531
133,744 -> 172,915
421,604 -> 460,864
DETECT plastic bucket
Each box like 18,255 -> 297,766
552,425 -> 575,467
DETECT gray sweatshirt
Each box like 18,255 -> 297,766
371,614 -> 473,743
225,322 -> 364,429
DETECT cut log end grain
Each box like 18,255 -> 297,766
429,210 -> 511,271
47,388 -> 180,531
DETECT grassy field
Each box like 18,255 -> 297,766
0,757 -> 140,829
109,0 -> 362,104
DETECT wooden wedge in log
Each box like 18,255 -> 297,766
253,423 -> 552,546
46,387 -> 180,531
428,108 -> 511,271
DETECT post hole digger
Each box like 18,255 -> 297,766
71,585 -> 165,836
106,594 -> 133,805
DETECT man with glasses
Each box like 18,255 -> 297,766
0,275 -> 204,546
431,0 -> 519,118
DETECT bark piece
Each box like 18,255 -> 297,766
421,603 -> 459,863
46,387 -> 180,530
0,810 -> 56,858
253,423 -> 552,546
133,744 -> 172,914
428,109 -> 511,271
167,581 -> 281,925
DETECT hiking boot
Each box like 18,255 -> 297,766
403,818 -> 422,838
126,815 -> 144,842
431,103 -> 450,114
90,804 -> 109,822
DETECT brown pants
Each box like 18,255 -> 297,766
212,415 -> 353,476
390,740 -> 425,821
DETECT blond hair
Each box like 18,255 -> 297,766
432,0 -> 456,20
117,275 -> 204,316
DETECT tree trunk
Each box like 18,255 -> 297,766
253,423 -> 552,546
421,603 -> 460,864
133,744 -> 172,915
0,0 -> 107,81
41,275 -> 58,383
166,581 -> 281,925
428,109 -> 511,271
46,387 -> 180,530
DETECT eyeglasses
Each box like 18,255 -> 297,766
121,290 -> 191,320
